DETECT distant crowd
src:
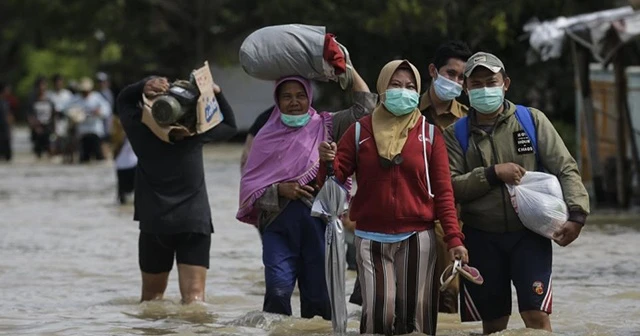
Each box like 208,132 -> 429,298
0,73 -> 137,204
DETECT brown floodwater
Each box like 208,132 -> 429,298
1,128 -> 639,336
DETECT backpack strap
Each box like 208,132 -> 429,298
514,105 -> 537,151
354,121 -> 361,164
453,116 -> 470,154
356,121 -> 361,153
421,116 -> 435,197
514,105 -> 542,171
428,123 -> 435,144
355,121 -> 361,151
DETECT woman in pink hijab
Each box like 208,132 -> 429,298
237,69 -> 375,319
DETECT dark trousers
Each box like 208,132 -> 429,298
116,167 -> 136,204
80,134 -> 104,163
31,130 -> 50,158
0,135 -> 11,161
262,200 -> 331,320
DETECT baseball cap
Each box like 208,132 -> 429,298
78,77 -> 94,92
464,52 -> 505,77
96,72 -> 109,82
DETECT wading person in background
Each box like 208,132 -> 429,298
444,52 -> 590,333
117,75 -> 237,304
48,74 -> 75,159
240,106 -> 273,173
48,74 -> 74,115
318,60 -> 468,335
0,85 -> 11,162
236,67 -> 375,320
96,72 -> 115,159
27,77 -> 55,159
75,77 -> 111,163
419,40 -> 472,314
111,113 -> 137,205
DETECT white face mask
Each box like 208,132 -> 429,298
468,85 -> 505,114
433,74 -> 463,101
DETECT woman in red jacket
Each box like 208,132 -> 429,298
319,60 -> 468,335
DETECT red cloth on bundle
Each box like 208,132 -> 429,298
323,33 -> 346,75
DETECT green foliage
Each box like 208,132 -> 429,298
0,0 -> 622,122
15,45 -> 93,98
490,11 -> 509,48
100,42 -> 122,64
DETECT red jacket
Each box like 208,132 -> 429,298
319,115 -> 464,249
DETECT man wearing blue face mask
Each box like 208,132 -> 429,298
443,52 -> 590,334
419,40 -> 472,314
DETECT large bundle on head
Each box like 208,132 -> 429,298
239,24 -> 352,89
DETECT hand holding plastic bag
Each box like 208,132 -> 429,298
506,172 -> 568,240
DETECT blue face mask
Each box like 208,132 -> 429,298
433,74 -> 463,101
280,112 -> 311,128
468,85 -> 505,114
383,88 -> 420,116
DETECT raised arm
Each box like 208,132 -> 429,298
115,77 -> 153,129
330,68 -> 378,141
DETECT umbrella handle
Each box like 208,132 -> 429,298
326,161 -> 335,177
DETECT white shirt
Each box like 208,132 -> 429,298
73,92 -> 112,137
47,89 -> 74,112
115,139 -> 138,170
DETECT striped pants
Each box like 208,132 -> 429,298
355,230 -> 438,336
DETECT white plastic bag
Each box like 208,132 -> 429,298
239,24 -> 345,82
506,172 -> 568,240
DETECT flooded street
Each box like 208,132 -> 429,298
1,127 -> 640,336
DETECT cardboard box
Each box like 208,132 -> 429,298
141,61 -> 224,143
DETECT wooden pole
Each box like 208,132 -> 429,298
571,41 -> 606,206
622,81 -> 640,204
613,48 -> 637,208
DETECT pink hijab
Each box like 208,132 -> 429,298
236,76 -> 333,225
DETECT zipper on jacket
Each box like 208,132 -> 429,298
489,133 -> 509,232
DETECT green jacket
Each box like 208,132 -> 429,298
443,100 -> 590,233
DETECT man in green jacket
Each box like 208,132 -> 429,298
443,52 -> 590,334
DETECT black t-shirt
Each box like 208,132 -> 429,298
248,106 -> 274,136
116,78 -> 237,234
30,97 -> 55,126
